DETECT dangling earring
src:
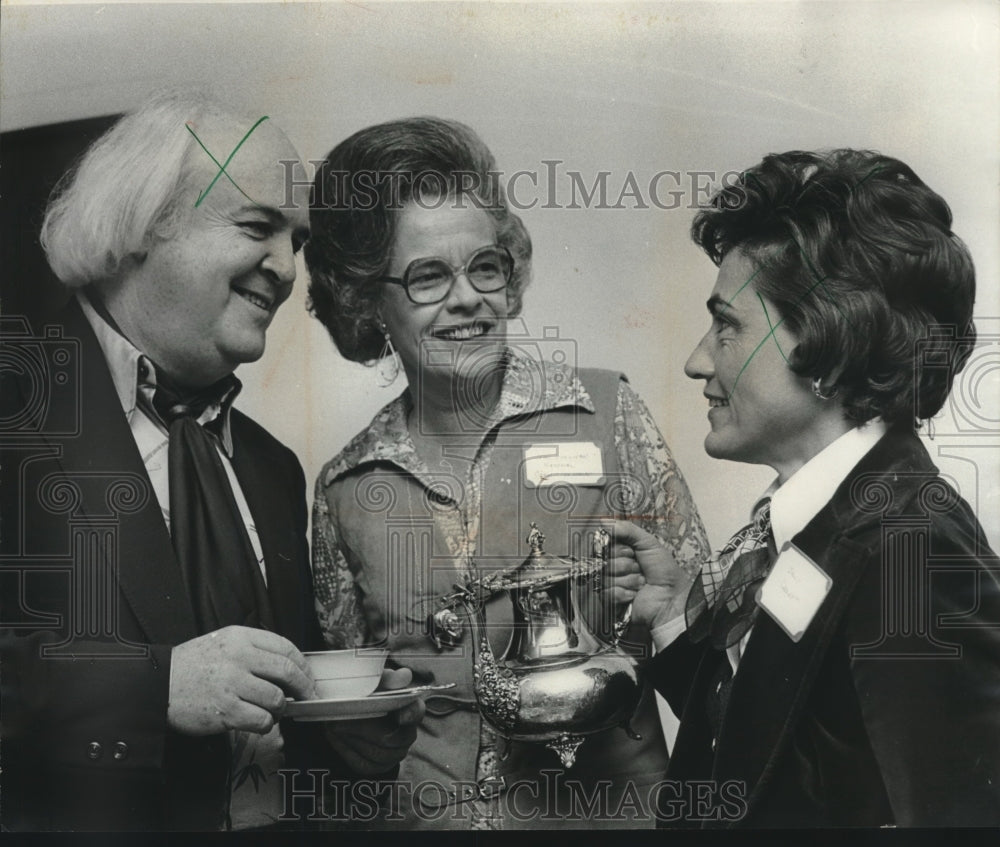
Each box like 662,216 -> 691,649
811,377 -> 839,400
376,323 -> 400,387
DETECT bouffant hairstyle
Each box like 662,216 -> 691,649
692,149 -> 976,428
305,117 -> 532,363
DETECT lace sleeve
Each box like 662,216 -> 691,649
614,379 -> 711,577
311,480 -> 369,649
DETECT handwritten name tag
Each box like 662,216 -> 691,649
756,544 -> 832,642
523,442 -> 605,487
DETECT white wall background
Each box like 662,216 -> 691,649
3,0 -> 998,551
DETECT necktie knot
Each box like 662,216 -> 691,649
686,498 -> 774,649
134,358 -> 265,633
139,361 -> 239,428
158,396 -> 208,423
752,500 -> 771,535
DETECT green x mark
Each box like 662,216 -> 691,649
718,170 -> 870,402
722,239 -> 856,402
716,267 -> 788,402
185,115 -> 270,207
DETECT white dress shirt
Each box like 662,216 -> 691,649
78,293 -> 283,830
651,420 -> 889,675
77,293 -> 267,580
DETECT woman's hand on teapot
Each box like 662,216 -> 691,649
602,520 -> 696,631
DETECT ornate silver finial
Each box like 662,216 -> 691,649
526,522 -> 545,556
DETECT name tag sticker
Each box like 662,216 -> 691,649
523,442 -> 605,487
756,544 -> 832,642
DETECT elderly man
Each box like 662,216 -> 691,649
0,90 -> 421,831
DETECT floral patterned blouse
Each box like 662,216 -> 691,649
312,351 -> 709,828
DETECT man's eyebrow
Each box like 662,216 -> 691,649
235,204 -> 283,220
236,204 -> 310,234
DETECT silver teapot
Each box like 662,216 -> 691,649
433,523 -> 643,768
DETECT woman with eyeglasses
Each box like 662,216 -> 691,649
304,117 -> 710,830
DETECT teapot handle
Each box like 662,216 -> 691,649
611,600 -> 633,648
592,528 -> 634,648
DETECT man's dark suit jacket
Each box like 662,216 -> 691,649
1,301 -> 328,830
648,428 -> 1000,827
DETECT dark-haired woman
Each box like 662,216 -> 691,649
304,118 -> 710,829
611,149 -> 1000,827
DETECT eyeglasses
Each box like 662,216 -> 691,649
381,244 -> 514,305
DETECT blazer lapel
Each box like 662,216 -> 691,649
711,432 -> 926,823
58,302 -> 199,644
713,520 -> 871,821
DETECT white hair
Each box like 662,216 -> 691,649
40,88 -> 252,286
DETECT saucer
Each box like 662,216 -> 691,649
285,683 -> 456,722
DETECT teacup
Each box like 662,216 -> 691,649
304,648 -> 388,699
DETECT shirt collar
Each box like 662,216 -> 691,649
768,419 -> 889,551
323,348 -> 596,487
76,291 -> 239,456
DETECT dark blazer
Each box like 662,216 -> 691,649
647,428 -> 1000,828
0,301 -> 325,830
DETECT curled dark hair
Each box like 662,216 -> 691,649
305,117 -> 533,362
692,149 -> 976,428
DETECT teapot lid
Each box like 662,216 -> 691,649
473,522 -> 606,595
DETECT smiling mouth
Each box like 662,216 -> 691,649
234,287 -> 274,313
431,323 -> 492,341
707,397 -> 729,408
